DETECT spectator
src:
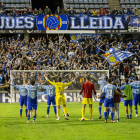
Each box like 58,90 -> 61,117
134,7 -> 140,16
98,7 -> 106,16
55,6 -> 62,15
119,8 -> 124,15
69,7 -> 75,14
85,7 -> 90,14
92,9 -> 98,16
0,8 -> 4,14
18,9 -> 22,15
63,7 -> 68,14
6,8 -> 11,16
0,3 -> 5,11
38,8 -> 43,15
126,6 -> 133,15
23,8 -> 27,15
105,9 -> 109,15
112,7 -> 118,15
33,8 -> 38,15
79,10 -> 84,17
27,6 -> 33,14
44,6 -> 52,14
11,7 -> 17,15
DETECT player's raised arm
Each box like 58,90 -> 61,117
63,79 -> 75,87
44,74 -> 55,85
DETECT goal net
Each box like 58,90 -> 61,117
10,70 -> 109,103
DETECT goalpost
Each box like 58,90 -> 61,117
10,70 -> 109,103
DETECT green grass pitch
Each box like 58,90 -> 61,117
0,102 -> 140,140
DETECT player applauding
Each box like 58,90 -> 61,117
44,75 -> 74,120
76,76 -> 97,121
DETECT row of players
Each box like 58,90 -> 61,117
1,74 -> 140,123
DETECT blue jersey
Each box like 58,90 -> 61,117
41,85 -> 55,97
102,84 -> 117,99
0,75 -> 4,84
98,80 -> 108,91
129,77 -> 134,83
10,84 -> 28,96
26,85 -> 38,99
131,81 -> 140,94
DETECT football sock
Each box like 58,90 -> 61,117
135,109 -> 138,114
130,113 -> 132,117
89,108 -> 92,119
33,116 -> 36,121
20,108 -> 22,115
60,106 -> 64,114
104,111 -> 107,120
99,106 -> 101,116
57,108 -> 60,117
111,112 -> 114,120
82,108 -> 85,118
25,108 -> 27,116
64,107 -> 67,116
47,105 -> 50,115
53,105 -> 57,114
107,108 -> 110,117
27,115 -> 30,121
126,114 -> 129,117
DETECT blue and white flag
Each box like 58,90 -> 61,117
129,16 -> 140,26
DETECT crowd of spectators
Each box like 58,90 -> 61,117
0,34 -> 140,90
0,2 -> 140,16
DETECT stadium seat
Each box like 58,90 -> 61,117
93,0 -> 98,3
131,5 -> 136,8
125,0 -> 129,3
121,5 -> 126,8
26,4 -> 30,8
80,4 -> 85,8
74,0 -> 79,3
89,0 -> 93,3
85,4 -> 89,8
21,4 -> 25,8
129,0 -> 134,3
137,5 -> 140,8
126,5 -> 130,8
1,0 -> 5,3
75,4 -> 79,8
70,4 -> 75,8
20,0 -> 25,3
25,0 -> 30,3
16,4 -> 21,8
100,4 -> 104,8
104,4 -> 109,8
10,0 -> 15,3
11,4 -> 15,7
90,9 -> 93,13
89,4 -> 94,8
6,0 -> 10,3
98,0 -> 102,3
102,0 -> 108,3
64,4 -> 70,8
135,0 -> 140,3
79,0 -> 84,3
69,0 -> 73,3
84,0 -> 89,3
96,9 -> 99,13
95,4 -> 99,8
124,9 -> 127,13
63,0 -> 69,2
5,4 -> 11,8
120,0 -> 124,3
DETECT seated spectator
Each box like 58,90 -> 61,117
0,8 -> 4,14
44,6 -> 52,14
38,8 -> 43,15
112,7 -> 118,15
92,9 -> 97,16
98,7 -> 106,16
55,6 -> 62,15
12,7 -> 17,15
6,8 -> 11,16
18,9 -> 22,15
125,6 -> 133,15
69,7 -> 75,14
27,6 -> 33,14
33,8 -> 38,15
119,8 -> 124,15
23,8 -> 27,15
63,7 -> 68,14
134,7 -> 140,16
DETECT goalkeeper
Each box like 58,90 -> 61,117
44,75 -> 74,120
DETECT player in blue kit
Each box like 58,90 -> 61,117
9,74 -> 28,117
130,77 -> 140,117
98,78 -> 126,123
98,75 -> 108,119
26,78 -> 39,123
41,84 -> 57,118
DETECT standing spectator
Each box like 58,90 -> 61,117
125,6 -> 133,15
85,7 -> 90,14
69,7 -> 75,14
0,3 -> 5,11
92,9 -> 98,16
119,8 -> 124,15
33,8 -> 38,15
0,8 -> 4,14
12,7 -> 17,15
6,8 -> 11,16
112,7 -> 118,15
44,6 -> 52,14
98,7 -> 106,16
63,7 -> 68,14
18,9 -> 22,15
79,10 -> 84,17
38,8 -> 43,15
23,8 -> 27,15
134,7 -> 140,16
105,9 -> 109,15
55,6 -> 62,15
27,6 -> 33,14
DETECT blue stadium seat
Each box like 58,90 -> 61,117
95,4 -> 99,8
89,0 -> 93,3
69,0 -> 73,3
11,4 -> 15,7
104,4 -> 109,8
26,4 -> 30,8
25,0 -> 30,3
5,4 -> 11,8
103,0 -> 108,3
124,9 -> 127,13
74,0 -> 79,3
1,0 -> 5,3
84,0 -> 89,3
126,5 -> 130,8
11,0 -> 15,3
63,0 -> 69,2
79,0 -> 83,3
21,4 -> 25,8
98,0 -> 102,3
125,0 -> 129,3
89,4 -> 94,8
135,0 -> 140,3
94,0 -> 98,3
138,5 -> 140,8
16,4 -> 21,8
80,4 -> 85,8
90,9 -> 93,13
96,9 -> 99,13
120,0 -> 124,3
20,0 -> 25,3
70,4 -> 75,8
131,5 -> 136,8
6,0 -> 10,3
121,5 -> 126,8
85,4 -> 89,7
129,0 -> 134,3
75,4 -> 79,8
100,4 -> 104,8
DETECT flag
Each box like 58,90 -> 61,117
129,16 -> 140,26
101,48 -> 134,67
